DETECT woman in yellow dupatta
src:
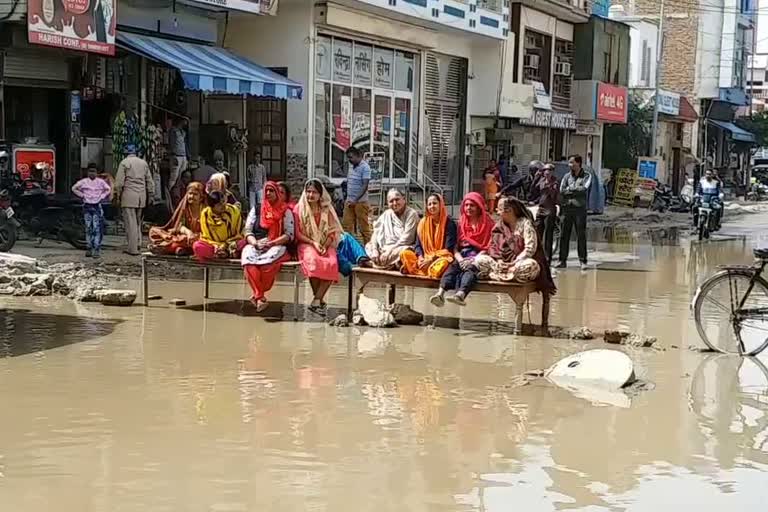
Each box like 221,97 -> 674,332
192,190 -> 245,260
400,193 -> 457,278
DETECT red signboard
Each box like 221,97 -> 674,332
596,82 -> 628,124
28,0 -> 116,56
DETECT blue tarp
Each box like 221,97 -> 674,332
117,32 -> 303,100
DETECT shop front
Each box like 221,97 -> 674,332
312,33 -> 420,185
572,80 -> 628,173
518,109 -> 577,165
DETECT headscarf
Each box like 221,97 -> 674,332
259,181 -> 287,240
163,182 -> 205,233
206,172 -> 238,206
296,178 -> 342,246
206,173 -> 228,195
418,194 -> 448,255
459,192 -> 494,250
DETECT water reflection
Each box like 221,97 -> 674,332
3,230 -> 768,509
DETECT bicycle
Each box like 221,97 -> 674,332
693,248 -> 768,356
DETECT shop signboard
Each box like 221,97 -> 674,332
191,0 -> 279,15
656,90 -> 680,116
637,157 -> 660,179
333,39 -> 353,83
596,82 -> 628,123
28,0 -> 117,56
520,109 -> 577,130
612,168 -> 637,207
531,80 -> 551,110
575,120 -> 600,136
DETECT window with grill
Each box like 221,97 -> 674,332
552,39 -> 573,110
523,30 -> 549,87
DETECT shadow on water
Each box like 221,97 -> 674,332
0,308 -> 121,358
181,299 -> 562,338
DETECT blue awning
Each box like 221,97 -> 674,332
116,33 -> 302,100
708,119 -> 756,143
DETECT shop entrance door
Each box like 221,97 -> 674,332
369,91 -> 413,182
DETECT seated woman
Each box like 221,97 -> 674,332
170,169 -> 193,208
206,172 -> 240,208
277,182 -> 298,212
365,188 -> 419,269
430,192 -> 494,307
400,193 -> 457,278
149,182 -> 205,255
475,196 -> 556,294
241,182 -> 294,312
193,190 -> 245,261
295,179 -> 343,315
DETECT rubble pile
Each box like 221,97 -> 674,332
0,253 -> 135,306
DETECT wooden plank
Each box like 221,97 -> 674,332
352,268 -> 536,293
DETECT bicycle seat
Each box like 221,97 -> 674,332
754,248 -> 768,260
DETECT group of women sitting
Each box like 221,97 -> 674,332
148,177 -> 555,316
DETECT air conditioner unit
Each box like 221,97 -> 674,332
555,61 -> 572,76
524,54 -> 540,69
470,129 -> 486,146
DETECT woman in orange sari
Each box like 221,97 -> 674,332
148,182 -> 205,255
400,193 -> 457,278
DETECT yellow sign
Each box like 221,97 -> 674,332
612,168 -> 638,207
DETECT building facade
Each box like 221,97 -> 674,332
612,0 -> 756,187
227,0 -> 509,204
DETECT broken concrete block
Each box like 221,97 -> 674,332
96,289 -> 137,307
390,304 -> 423,325
357,294 -> 396,328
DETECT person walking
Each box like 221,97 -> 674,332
557,155 -> 591,270
115,144 -> 155,256
167,117 -> 189,197
341,146 -> 373,244
72,165 -> 112,258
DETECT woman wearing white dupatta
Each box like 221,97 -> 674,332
365,189 -> 419,269
295,179 -> 343,315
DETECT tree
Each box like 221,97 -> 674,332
736,112 -> 768,148
602,96 -> 653,170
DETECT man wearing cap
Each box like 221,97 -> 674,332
115,144 -> 155,256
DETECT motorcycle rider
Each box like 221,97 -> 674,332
694,169 -> 724,230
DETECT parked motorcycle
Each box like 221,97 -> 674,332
0,156 -> 86,252
649,183 -> 673,212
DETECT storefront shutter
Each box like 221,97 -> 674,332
3,49 -> 70,84
424,52 -> 467,193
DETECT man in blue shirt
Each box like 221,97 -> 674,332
342,147 -> 373,244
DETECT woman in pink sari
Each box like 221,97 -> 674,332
295,179 -> 342,316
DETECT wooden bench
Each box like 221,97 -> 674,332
140,253 -> 304,320
348,267 -> 550,334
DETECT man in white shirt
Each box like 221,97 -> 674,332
247,151 -> 267,211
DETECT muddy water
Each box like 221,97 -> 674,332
2,229 -> 768,510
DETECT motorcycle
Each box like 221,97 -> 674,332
0,157 -> 86,252
649,183 -> 673,212
696,196 -> 722,241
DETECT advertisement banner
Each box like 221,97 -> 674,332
14,146 -> 57,194
596,82 -> 628,123
192,0 -> 278,15
656,90 -> 680,116
28,0 -> 116,56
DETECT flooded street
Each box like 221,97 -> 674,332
2,216 -> 768,511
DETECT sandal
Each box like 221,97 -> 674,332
308,303 -> 327,316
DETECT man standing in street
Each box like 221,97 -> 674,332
557,154 -> 591,270
247,151 -> 266,211
168,117 -> 189,199
530,163 -> 559,263
342,147 -> 373,244
116,144 -> 155,256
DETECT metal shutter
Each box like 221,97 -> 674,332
424,52 -> 467,188
3,49 -> 70,83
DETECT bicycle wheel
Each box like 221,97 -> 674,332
694,270 -> 768,355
